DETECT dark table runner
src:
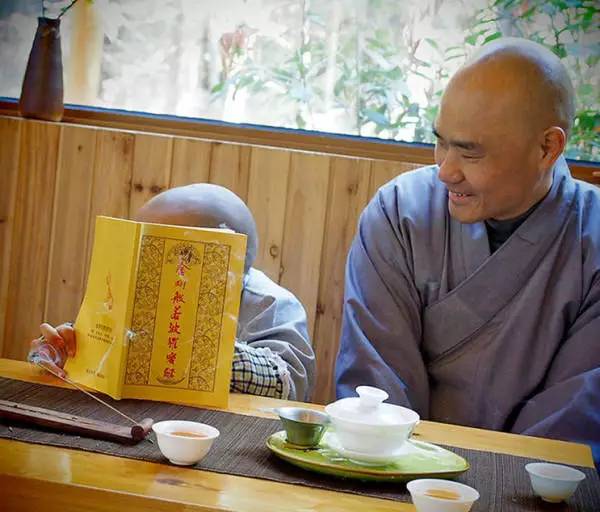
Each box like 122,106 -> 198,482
0,378 -> 598,511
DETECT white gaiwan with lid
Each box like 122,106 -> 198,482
325,385 -> 420,457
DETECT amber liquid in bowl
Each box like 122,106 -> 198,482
424,489 -> 461,500
169,431 -> 208,438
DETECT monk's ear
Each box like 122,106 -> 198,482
539,126 -> 566,171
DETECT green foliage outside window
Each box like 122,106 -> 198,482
212,0 -> 599,161
1,0 -> 597,161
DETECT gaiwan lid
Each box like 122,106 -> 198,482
325,386 -> 419,426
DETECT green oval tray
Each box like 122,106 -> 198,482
266,430 -> 469,482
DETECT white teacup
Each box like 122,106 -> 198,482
407,479 -> 480,512
525,462 -> 586,503
152,420 -> 219,466
325,386 -> 419,457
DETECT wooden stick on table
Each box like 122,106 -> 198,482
0,399 -> 153,444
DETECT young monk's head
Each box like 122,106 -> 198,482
135,183 -> 258,274
434,37 -> 575,223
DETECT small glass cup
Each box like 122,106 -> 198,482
27,337 -> 67,368
277,407 -> 329,447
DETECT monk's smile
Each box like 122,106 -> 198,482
448,190 -> 475,205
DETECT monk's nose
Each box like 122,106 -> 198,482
437,149 -> 464,185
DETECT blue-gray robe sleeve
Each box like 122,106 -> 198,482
237,268 -> 315,402
335,184 -> 430,415
511,273 -> 600,465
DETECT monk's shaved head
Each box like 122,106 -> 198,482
135,183 -> 258,273
444,37 -> 575,138
434,38 -> 574,223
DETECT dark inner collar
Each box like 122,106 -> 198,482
485,201 -> 542,253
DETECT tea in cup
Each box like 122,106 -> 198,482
152,420 -> 219,465
407,479 -> 480,512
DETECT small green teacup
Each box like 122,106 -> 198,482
277,407 -> 329,447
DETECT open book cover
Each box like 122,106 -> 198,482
65,216 -> 247,407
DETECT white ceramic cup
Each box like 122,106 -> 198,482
152,420 -> 219,466
525,462 -> 586,503
407,479 -> 480,512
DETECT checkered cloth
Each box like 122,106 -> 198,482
230,341 -> 290,399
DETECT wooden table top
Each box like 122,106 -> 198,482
0,358 -> 593,512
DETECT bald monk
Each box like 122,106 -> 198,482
31,184 -> 315,401
336,38 -> 600,463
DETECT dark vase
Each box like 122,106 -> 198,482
19,17 -> 64,122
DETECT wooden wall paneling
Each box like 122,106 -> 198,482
169,138 -> 212,187
246,147 -> 291,282
208,142 -> 251,201
3,121 -> 61,360
45,126 -> 97,327
0,116 -> 457,392
368,160 -> 422,199
239,146 -> 252,201
279,152 -> 331,339
0,118 -> 22,356
312,157 -> 372,404
85,130 -> 135,277
128,133 -> 174,215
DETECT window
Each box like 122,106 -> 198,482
1,0 -> 598,161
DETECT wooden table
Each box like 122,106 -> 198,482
0,359 -> 594,512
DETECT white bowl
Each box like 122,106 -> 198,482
325,430 -> 413,465
325,387 -> 419,456
407,479 -> 480,512
327,412 -> 418,455
525,462 -> 586,503
152,420 -> 219,466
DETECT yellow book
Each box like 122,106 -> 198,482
65,216 -> 246,407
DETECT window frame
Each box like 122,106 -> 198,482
1,98 -> 598,185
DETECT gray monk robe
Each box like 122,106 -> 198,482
237,268 -> 315,401
336,157 -> 600,464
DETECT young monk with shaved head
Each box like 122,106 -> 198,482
31,184 -> 315,401
336,38 -> 600,464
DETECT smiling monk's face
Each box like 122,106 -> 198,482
434,38 -> 574,223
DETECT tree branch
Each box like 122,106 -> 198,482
57,0 -> 81,20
